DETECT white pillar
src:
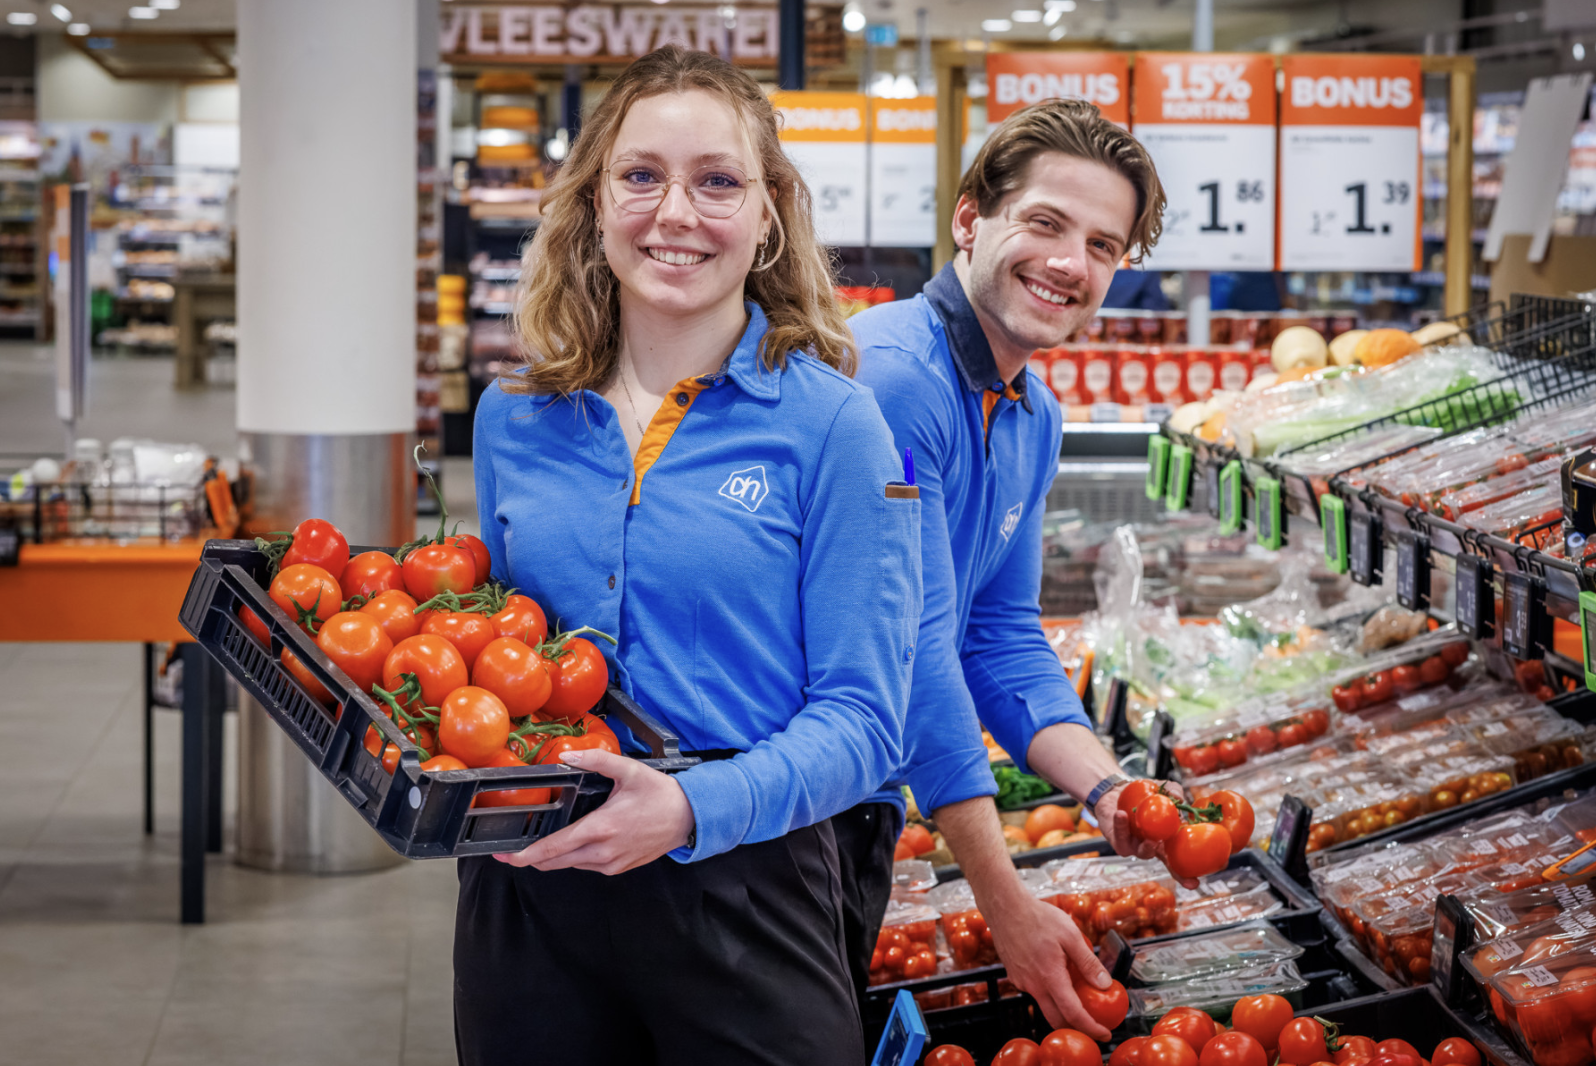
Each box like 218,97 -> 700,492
237,0 -> 416,443
1184,0 -> 1215,345
234,0 -> 418,876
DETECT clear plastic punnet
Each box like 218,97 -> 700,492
1042,856 -> 1179,945
1462,873 -> 1596,940
868,896 -> 943,986
1178,882 -> 1286,932
928,879 -> 998,972
1129,920 -> 1304,984
1127,960 -> 1309,1023
1486,940 -> 1596,1062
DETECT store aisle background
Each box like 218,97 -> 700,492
0,345 -> 476,1066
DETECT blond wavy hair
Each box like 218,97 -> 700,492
503,46 -> 856,395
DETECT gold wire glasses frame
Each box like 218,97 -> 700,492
604,161 -> 756,219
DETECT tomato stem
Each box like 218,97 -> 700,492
1174,799 -> 1223,825
254,532 -> 293,579
540,625 -> 619,661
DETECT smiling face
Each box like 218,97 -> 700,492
954,151 -> 1138,365
597,89 -> 771,324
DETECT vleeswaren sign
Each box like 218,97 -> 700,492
441,3 -> 782,64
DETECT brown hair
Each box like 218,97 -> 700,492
958,97 -> 1164,263
503,46 -> 856,396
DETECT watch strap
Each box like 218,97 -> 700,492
1085,773 -> 1132,812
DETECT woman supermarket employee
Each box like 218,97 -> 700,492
459,45 -> 921,1066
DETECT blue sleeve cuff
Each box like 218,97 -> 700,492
966,656 -> 1091,776
906,744 -> 998,815
667,758 -> 755,863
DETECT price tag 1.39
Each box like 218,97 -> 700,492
1132,54 -> 1277,271
1278,55 -> 1423,272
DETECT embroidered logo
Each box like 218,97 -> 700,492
718,465 -> 770,513
999,502 -> 1023,541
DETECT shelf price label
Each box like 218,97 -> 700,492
1580,591 -> 1596,693
1502,572 -> 1549,660
1455,554 -> 1495,640
1132,53 -> 1277,271
1349,509 -> 1383,586
772,92 -> 867,246
1396,530 -> 1431,610
1255,476 -> 1283,550
1278,55 -> 1423,272
1166,444 -> 1193,511
868,98 -> 937,248
1204,461 -> 1221,519
1320,494 -> 1348,573
1146,435 -> 1170,500
985,52 -> 1129,126
1218,459 -> 1244,536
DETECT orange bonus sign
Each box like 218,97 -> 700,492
1132,53 -> 1276,125
1278,54 -> 1423,271
985,52 -> 1129,126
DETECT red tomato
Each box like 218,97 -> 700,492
316,610 -> 393,695
1216,738 -> 1248,768
1187,745 -> 1221,776
1336,1037 -> 1378,1065
471,748 -> 553,808
1563,966 -> 1596,1024
1141,1036 -> 1198,1066
1040,1029 -> 1101,1066
1076,977 -> 1129,1032
993,1039 -> 1042,1066
924,1048 -> 976,1066
1133,794 -> 1180,842
1331,685 -> 1363,713
1230,995 -> 1292,1054
1430,1040 -> 1479,1066
472,637 -> 552,718
340,551 -> 404,601
359,589 -> 422,645
893,839 -> 915,861
1120,779 -> 1158,812
1301,708 -> 1330,737
269,563 -> 342,635
238,604 -> 271,645
443,533 -> 492,587
1026,804 -> 1077,844
1153,1009 -> 1215,1054
421,754 -> 467,772
1166,822 -> 1232,879
421,610 -> 497,671
280,518 -> 349,578
1530,1039 -> 1593,1066
1363,671 -> 1395,704
401,542 -> 477,601
382,634 -> 469,714
1199,1032 -> 1267,1066
281,648 -> 334,707
1210,790 -> 1255,853
437,686 -> 511,767
1276,723 -> 1307,748
1277,1019 -> 1329,1066
490,593 -> 549,646
1111,1037 -> 1150,1066
531,722 -> 624,764
540,637 -> 611,722
1375,1041 -> 1421,1062
1391,664 -> 1422,694
1245,726 -> 1278,756
1420,656 -> 1449,685
1440,642 -> 1469,667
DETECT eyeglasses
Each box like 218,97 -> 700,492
604,160 -> 755,219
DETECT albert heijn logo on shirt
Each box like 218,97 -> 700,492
718,465 -> 770,512
999,502 -> 1023,541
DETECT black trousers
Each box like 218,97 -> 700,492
453,820 -> 866,1066
830,801 -> 905,1002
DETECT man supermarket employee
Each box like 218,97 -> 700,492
844,98 -> 1178,1039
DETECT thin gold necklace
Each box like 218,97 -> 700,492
616,361 -> 650,441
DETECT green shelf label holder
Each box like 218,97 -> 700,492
1146,436 -> 1170,501
1166,444 -> 1193,512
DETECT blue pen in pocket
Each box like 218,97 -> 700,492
903,447 -> 915,487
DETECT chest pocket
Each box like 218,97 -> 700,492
880,487 -> 923,663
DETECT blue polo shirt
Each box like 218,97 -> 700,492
473,303 -> 920,861
851,264 -> 1089,815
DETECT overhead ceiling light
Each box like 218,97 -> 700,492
1049,23 -> 1067,39
66,20 -> 87,33
981,18 -> 1012,31
1012,9 -> 1042,21
50,4 -> 70,21
842,8 -> 865,31
5,11 -> 35,24
151,0 -> 179,8
1575,41 -> 1587,61
128,6 -> 158,17
1044,0 -> 1077,10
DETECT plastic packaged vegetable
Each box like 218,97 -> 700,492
1129,920 -> 1304,984
1127,959 -> 1309,1022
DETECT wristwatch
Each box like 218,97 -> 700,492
1085,772 -> 1132,815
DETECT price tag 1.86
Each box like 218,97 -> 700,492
1132,53 -> 1278,271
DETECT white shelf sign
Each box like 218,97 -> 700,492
772,91 -> 867,247
1132,53 -> 1277,270
869,97 -> 937,247
1279,55 -> 1423,272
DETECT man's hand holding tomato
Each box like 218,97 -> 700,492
493,748 -> 696,875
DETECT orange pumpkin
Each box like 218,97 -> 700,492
1354,328 -> 1421,368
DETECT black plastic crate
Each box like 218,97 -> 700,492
178,538 -> 698,858
1301,986 -> 1528,1066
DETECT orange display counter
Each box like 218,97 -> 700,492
0,540 -> 203,643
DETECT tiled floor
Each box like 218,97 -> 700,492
0,347 -> 470,1064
